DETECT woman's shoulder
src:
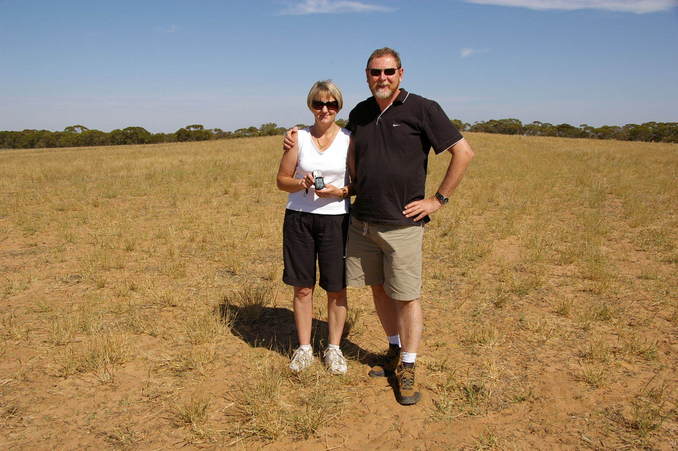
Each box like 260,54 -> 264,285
297,127 -> 313,146
338,127 -> 351,140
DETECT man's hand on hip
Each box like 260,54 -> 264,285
403,197 -> 442,222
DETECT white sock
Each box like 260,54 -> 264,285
388,335 -> 401,347
299,344 -> 312,352
401,352 -> 416,364
327,344 -> 340,351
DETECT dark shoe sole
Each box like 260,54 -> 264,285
368,365 -> 388,378
397,391 -> 421,406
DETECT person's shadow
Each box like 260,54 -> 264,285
218,300 -> 379,367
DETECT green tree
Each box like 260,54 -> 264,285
110,126 -> 152,145
555,123 -> 582,138
593,125 -> 621,140
450,119 -> 468,131
78,129 -> 110,146
259,122 -> 279,136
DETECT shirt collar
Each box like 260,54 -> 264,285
394,88 -> 409,104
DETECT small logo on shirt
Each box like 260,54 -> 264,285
392,123 -> 400,127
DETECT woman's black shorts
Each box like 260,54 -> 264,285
282,209 -> 348,292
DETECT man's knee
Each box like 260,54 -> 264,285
395,298 -> 422,316
396,298 -> 420,307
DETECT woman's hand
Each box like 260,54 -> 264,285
315,183 -> 344,199
300,173 -> 314,191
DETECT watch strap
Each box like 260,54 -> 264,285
434,192 -> 449,205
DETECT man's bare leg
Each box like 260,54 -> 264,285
395,298 -> 423,354
367,285 -> 400,377
371,284 -> 399,336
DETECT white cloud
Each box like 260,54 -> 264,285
155,24 -> 178,33
464,0 -> 678,14
280,0 -> 395,15
460,48 -> 488,58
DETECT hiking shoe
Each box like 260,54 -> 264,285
396,363 -> 421,406
368,344 -> 400,378
323,347 -> 348,375
289,347 -> 313,373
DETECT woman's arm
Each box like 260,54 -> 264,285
276,144 -> 313,193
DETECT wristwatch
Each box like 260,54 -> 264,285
434,192 -> 449,205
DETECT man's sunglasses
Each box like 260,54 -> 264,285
311,100 -> 339,110
368,68 -> 399,77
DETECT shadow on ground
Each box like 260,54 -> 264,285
218,302 -> 379,366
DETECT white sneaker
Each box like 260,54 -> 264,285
323,347 -> 348,375
289,347 -> 314,373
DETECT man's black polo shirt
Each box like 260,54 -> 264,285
347,88 -> 463,226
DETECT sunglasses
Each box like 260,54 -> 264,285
368,67 -> 399,77
311,100 -> 339,111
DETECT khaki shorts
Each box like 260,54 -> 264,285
346,217 -> 424,301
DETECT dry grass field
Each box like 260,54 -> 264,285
1,133 -> 676,449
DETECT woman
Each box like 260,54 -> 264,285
276,80 -> 351,374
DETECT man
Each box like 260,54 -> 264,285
284,48 -> 474,405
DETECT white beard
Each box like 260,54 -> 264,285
373,85 -> 394,99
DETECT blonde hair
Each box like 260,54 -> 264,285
306,80 -> 343,111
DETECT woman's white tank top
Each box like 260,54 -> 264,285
286,127 -> 350,215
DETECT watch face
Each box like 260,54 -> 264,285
436,192 -> 448,204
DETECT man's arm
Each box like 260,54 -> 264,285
282,127 -> 298,151
347,137 -> 355,186
402,138 -> 474,222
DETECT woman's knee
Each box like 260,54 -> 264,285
327,289 -> 347,305
294,286 -> 314,300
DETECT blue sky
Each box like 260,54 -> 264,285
1,0 -> 677,132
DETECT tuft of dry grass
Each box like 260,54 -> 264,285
54,333 -> 130,378
576,363 -> 607,389
605,378 -> 674,441
343,304 -> 365,337
1,311 -> 30,341
162,344 -> 218,376
219,282 -> 273,324
103,424 -> 144,449
183,308 -> 226,345
173,392 -> 210,430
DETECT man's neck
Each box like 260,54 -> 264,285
375,89 -> 401,111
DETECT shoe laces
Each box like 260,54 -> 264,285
399,366 -> 415,389
324,347 -> 345,362
292,347 -> 312,360
325,349 -> 347,371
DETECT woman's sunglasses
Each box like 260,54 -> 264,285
368,68 -> 399,77
311,100 -> 339,111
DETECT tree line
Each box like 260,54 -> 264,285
455,119 -> 677,143
1,119 -> 676,149
0,122 -> 288,149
